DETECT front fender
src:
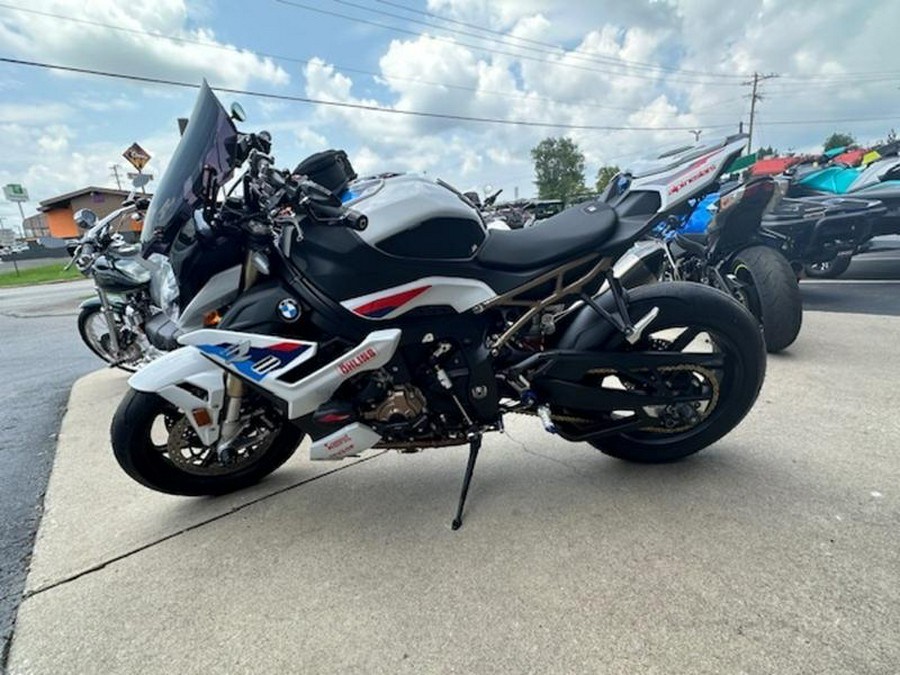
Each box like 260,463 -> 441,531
79,295 -> 129,311
128,347 -> 225,445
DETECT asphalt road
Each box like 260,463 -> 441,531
801,248 -> 900,316
0,281 -> 98,659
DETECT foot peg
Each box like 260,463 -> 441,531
537,404 -> 557,434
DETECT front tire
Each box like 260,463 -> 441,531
111,390 -> 303,496
731,246 -> 803,353
77,305 -> 141,372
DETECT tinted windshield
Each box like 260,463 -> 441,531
141,80 -> 238,250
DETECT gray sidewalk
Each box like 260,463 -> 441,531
8,311 -> 900,674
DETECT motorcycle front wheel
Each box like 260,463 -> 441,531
77,305 -> 143,372
111,390 -> 304,496
557,282 -> 766,463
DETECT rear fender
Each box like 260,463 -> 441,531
128,347 -> 225,445
556,282 -> 712,351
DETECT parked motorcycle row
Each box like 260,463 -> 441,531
483,135 -> 895,354
73,82 -> 797,528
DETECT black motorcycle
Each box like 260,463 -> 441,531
635,178 -> 803,353
110,82 -> 767,528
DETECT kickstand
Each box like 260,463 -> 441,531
451,434 -> 482,531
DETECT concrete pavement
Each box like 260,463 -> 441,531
7,311 -> 900,674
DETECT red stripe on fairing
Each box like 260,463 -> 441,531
353,285 -> 432,317
269,342 -> 307,352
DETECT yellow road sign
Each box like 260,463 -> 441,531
123,142 -> 152,172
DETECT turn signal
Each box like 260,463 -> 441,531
192,408 -> 212,427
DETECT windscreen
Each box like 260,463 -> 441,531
141,80 -> 238,251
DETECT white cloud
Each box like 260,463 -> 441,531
0,0 -> 288,89
37,124 -> 71,153
4,0 -> 899,214
0,103 -> 72,125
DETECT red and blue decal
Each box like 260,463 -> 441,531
197,341 -> 311,382
351,285 -> 431,319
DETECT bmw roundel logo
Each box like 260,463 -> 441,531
277,298 -> 300,322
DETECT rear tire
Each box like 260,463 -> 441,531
111,389 -> 303,496
568,283 -> 766,463
804,252 -> 852,279
731,246 -> 803,353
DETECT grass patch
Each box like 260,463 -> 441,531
0,262 -> 83,288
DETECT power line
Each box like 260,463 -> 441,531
362,0 -> 745,80
274,0 -> 747,87
376,0 -> 900,85
0,56 -> 741,132
757,115 -> 900,126
3,56 -> 894,132
0,3 -> 724,116
375,0 -> 732,79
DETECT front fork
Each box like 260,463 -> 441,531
96,285 -> 123,359
216,250 -> 261,459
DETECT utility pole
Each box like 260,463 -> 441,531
109,164 -> 124,191
742,72 -> 779,155
689,129 -> 703,143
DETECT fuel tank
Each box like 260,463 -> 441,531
344,174 -> 486,259
92,254 -> 151,293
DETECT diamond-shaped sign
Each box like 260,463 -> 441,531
123,142 -> 152,172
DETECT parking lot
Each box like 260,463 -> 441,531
2,255 -> 898,673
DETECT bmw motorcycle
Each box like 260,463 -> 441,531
110,82 -> 766,528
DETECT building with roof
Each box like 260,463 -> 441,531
24,187 -> 147,240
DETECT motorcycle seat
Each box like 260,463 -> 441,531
476,201 -> 618,271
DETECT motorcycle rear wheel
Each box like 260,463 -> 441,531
730,245 -> 803,353
111,389 -> 304,496
560,283 -> 766,463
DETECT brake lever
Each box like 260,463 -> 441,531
63,246 -> 81,271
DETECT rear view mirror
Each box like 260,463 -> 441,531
230,102 -> 247,122
74,208 -> 98,230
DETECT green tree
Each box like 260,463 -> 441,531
756,146 -> 776,157
531,137 -> 587,201
595,165 -> 620,193
823,132 -> 855,151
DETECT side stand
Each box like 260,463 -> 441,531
451,434 -> 482,531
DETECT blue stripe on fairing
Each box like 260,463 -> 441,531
197,342 -> 310,381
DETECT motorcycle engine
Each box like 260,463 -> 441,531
362,384 -> 426,423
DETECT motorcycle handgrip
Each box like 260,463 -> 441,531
341,209 -> 368,231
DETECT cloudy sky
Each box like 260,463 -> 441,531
1,0 -> 899,230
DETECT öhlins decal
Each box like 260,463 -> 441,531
338,347 -> 377,375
